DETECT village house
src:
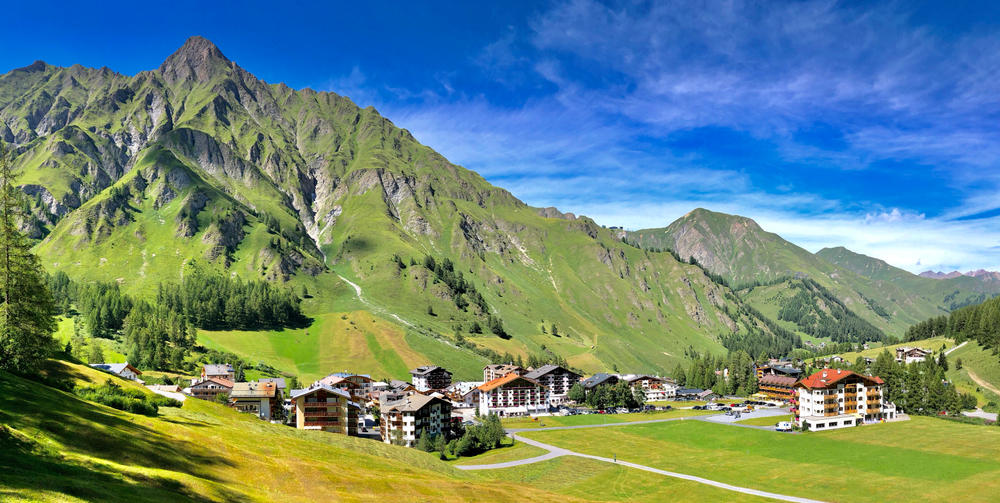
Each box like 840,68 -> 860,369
201,363 -> 235,382
524,364 -> 582,406
319,373 -> 374,399
444,381 -> 484,408
580,373 -> 619,392
623,374 -> 678,401
895,347 -> 932,364
89,362 -> 143,382
290,384 -> 361,435
189,377 -> 234,401
380,391 -> 454,447
229,381 -> 283,420
476,373 -> 548,416
757,374 -> 797,402
756,364 -> 803,380
258,377 -> 287,394
483,363 -> 524,382
793,369 -> 897,431
675,387 -> 705,400
410,366 -> 452,392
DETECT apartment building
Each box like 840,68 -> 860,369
483,364 -> 524,382
793,369 -> 897,431
476,374 -> 548,416
380,392 -> 453,447
189,377 -> 234,401
758,374 -> 797,402
524,364 -> 582,406
290,384 -> 361,435
410,366 -> 452,392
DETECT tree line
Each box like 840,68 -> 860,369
869,349 -> 976,415
673,350 -> 759,396
906,294 -> 1000,355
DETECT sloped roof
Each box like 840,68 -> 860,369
90,362 -> 142,376
230,381 -> 278,399
795,369 -> 884,389
410,365 -> 452,376
580,373 -> 618,389
290,383 -> 351,400
192,377 -> 234,389
203,364 -> 233,375
524,364 -> 580,380
259,377 -> 286,389
383,392 -> 450,413
759,374 -> 798,387
477,373 -> 545,392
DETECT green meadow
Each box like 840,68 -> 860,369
518,417 -> 1000,502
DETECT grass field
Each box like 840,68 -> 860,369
197,311 -> 486,382
470,456 -> 774,502
450,440 -> 547,466
519,416 -> 1000,502
830,336 -> 953,363
735,414 -> 792,426
947,341 -> 1000,411
0,360 -> 592,502
502,409 -> 717,429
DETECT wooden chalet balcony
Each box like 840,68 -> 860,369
302,410 -> 345,418
304,420 -> 346,427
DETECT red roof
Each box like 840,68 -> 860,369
477,373 -> 545,392
795,369 -> 883,389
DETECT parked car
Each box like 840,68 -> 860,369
775,421 -> 793,432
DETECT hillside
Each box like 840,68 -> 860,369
0,359 -> 600,502
626,209 -> 998,339
0,37 -> 798,376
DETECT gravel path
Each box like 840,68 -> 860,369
944,341 -> 968,356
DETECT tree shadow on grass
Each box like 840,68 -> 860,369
0,371 -> 235,484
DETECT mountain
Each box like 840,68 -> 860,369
920,269 -> 1000,282
2,37 -> 797,376
627,209 -> 1000,339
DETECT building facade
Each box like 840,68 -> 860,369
793,369 -> 897,431
483,364 -> 524,382
229,381 -> 283,420
90,362 -> 143,382
291,385 -> 360,435
524,365 -> 582,406
758,374 -> 797,402
380,392 -> 453,447
189,377 -> 234,401
410,366 -> 452,392
201,363 -> 235,382
476,374 -> 548,416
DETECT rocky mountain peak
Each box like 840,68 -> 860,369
158,36 -> 232,84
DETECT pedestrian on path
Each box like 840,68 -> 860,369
613,454 -> 616,463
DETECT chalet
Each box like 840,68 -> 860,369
483,364 -> 524,382
793,369 -> 897,431
90,362 -> 143,382
319,373 -> 374,399
696,389 -> 718,401
202,363 -> 235,382
524,364 -> 582,406
444,381 -> 484,408
623,374 -> 676,401
290,384 -> 361,435
410,366 -> 452,392
380,392 -> 454,447
756,364 -> 802,380
675,387 -> 705,400
476,374 -> 548,416
230,381 -> 283,420
189,377 -> 234,401
758,374 -> 797,402
895,347 -> 932,364
580,373 -> 619,391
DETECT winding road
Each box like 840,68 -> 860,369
458,409 -> 825,503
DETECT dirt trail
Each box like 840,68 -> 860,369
968,370 -> 1000,397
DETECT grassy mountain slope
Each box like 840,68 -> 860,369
627,208 -> 971,338
0,37 -> 792,375
816,246 -> 1000,311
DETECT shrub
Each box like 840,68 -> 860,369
74,379 -> 180,416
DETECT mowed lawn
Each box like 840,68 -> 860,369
502,409 -> 717,429
469,455 -> 774,502
519,417 -> 1000,502
735,414 -> 792,427
451,440 -> 548,466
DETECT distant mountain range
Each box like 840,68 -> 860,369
920,269 -> 1000,281
3,37 -> 997,376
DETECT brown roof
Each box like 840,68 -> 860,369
795,369 -> 884,389
759,374 -> 797,387
229,381 -> 278,398
192,377 -> 234,389
382,393 -> 449,413
477,373 -> 545,392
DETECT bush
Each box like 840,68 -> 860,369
74,379 -> 180,416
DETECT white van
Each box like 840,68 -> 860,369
775,421 -> 793,432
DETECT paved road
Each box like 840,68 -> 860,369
962,408 -> 998,422
460,430 -> 826,503
944,341 -> 968,356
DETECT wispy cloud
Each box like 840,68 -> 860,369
316,0 -> 1000,273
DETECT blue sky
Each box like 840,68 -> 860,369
3,0 -> 1000,273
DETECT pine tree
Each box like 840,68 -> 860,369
0,143 -> 57,372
